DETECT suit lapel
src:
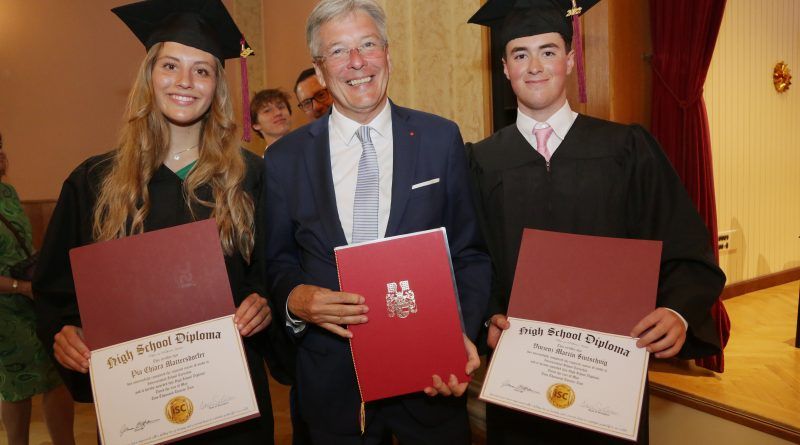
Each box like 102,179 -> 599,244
385,104 -> 420,237
303,117 -> 348,248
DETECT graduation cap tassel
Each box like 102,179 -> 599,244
360,402 -> 365,435
240,37 -> 253,142
568,2 -> 588,103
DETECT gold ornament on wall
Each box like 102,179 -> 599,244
773,61 -> 791,93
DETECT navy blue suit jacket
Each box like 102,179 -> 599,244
263,102 -> 490,434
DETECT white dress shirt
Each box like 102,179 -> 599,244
329,101 -> 394,244
515,100 -> 578,157
286,101 -> 395,331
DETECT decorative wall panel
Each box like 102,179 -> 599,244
705,0 -> 800,282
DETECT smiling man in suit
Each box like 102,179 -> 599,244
262,1 -> 491,443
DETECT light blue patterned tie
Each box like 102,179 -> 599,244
352,126 -> 379,243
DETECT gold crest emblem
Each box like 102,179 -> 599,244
165,395 -> 194,424
546,383 -> 575,409
386,280 -> 417,319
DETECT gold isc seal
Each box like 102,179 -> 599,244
547,383 -> 575,409
165,396 -> 194,424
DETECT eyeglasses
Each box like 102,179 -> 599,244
314,40 -> 387,65
297,89 -> 331,112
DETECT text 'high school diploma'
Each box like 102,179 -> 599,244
69,220 -> 261,444
89,315 -> 258,445
480,318 -> 649,441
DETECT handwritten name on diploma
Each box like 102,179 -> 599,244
105,330 -> 223,369
517,326 -> 631,357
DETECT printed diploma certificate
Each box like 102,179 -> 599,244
480,229 -> 662,441
69,220 -> 260,444
89,316 -> 258,445
481,319 -> 649,441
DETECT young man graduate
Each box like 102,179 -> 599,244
467,1 -> 726,443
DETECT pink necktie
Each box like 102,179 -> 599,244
534,126 -> 554,162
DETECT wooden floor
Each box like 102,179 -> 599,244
649,280 -> 800,442
5,281 -> 799,444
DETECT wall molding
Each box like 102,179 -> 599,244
721,267 -> 800,300
651,383 -> 799,443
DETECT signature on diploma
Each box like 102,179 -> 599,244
201,394 -> 235,410
501,380 -> 538,394
580,401 -> 618,416
120,419 -> 159,437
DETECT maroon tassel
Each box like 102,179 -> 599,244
571,14 -> 587,103
240,37 -> 253,143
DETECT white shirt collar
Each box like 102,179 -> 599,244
330,100 -> 392,146
516,100 -> 578,141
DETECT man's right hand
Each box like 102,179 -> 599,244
487,314 -> 510,349
54,325 -> 90,373
287,284 -> 369,338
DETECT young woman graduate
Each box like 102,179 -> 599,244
32,1 -> 285,443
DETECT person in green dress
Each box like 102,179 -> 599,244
0,132 -> 75,445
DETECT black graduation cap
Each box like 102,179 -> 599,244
468,0 -> 600,103
112,0 -> 258,141
112,0 -> 251,61
468,0 -> 599,50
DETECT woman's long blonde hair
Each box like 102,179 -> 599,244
93,43 -> 255,261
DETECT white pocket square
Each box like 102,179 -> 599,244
411,178 -> 440,190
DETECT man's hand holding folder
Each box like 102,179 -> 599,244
287,282 -> 478,398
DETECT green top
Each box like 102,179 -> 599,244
0,182 -> 34,276
174,160 -> 197,180
0,181 -> 63,402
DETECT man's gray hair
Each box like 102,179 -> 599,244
306,0 -> 388,58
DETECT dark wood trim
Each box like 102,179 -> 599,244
796,284 -> 800,348
721,267 -> 800,300
21,199 -> 57,250
650,383 -> 800,443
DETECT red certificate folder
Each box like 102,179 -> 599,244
71,220 -> 259,443
508,229 -> 662,335
69,219 -> 234,350
335,228 -> 468,402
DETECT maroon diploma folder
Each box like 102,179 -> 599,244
335,228 -> 468,402
69,219 -> 234,350
508,229 -> 662,335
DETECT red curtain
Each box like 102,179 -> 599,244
650,0 -> 730,372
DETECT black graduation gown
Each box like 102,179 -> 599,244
466,115 -> 725,444
33,150 -> 284,444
